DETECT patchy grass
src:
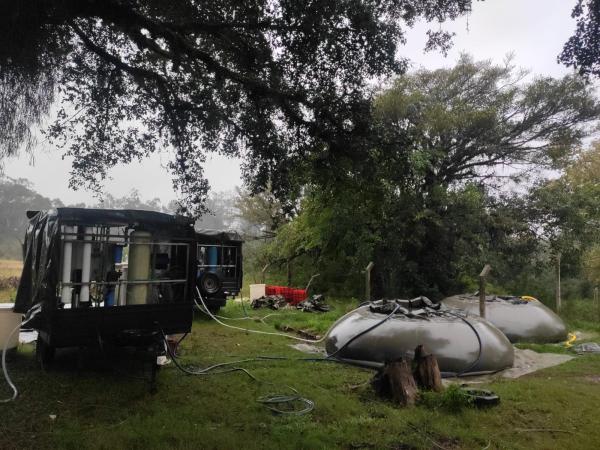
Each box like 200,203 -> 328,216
0,287 -> 18,303
0,259 -> 22,302
0,259 -> 23,277
560,298 -> 600,335
515,342 -> 572,355
419,384 -> 473,413
2,299 -> 600,449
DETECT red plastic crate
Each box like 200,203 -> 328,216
264,285 -> 307,305
265,285 -> 277,296
289,289 -> 307,305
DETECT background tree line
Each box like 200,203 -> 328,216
0,178 -> 242,259
4,54 -> 600,306
3,1 -> 600,304
246,56 -> 600,304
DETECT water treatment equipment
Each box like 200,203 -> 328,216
79,226 -> 93,305
207,245 -> 218,272
13,207 -> 197,371
127,231 -> 152,305
60,226 -> 75,304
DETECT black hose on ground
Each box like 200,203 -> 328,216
193,292 -> 485,378
158,327 -> 315,415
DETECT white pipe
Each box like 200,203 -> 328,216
79,226 -> 93,305
118,266 -> 128,306
60,226 -> 74,304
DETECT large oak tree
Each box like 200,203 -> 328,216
560,0 -> 600,78
0,0 -> 472,214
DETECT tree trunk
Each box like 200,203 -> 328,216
413,345 -> 443,392
373,359 -> 418,406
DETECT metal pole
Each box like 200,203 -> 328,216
556,253 -> 562,313
261,263 -> 270,284
479,264 -> 491,319
365,261 -> 374,301
305,274 -> 320,292
595,286 -> 599,322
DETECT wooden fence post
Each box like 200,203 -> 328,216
479,264 -> 492,319
365,261 -> 374,301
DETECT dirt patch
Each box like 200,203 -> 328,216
445,347 -> 573,385
583,375 -> 600,384
502,348 -> 573,379
289,342 -> 326,354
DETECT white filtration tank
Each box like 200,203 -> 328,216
127,231 -> 152,305
0,303 -> 22,351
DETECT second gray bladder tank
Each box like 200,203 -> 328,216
442,294 -> 567,343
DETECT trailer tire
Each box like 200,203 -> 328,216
198,272 -> 221,295
461,388 -> 500,407
207,306 -> 221,314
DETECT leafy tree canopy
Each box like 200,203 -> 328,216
261,57 -> 600,298
371,55 -> 600,191
0,0 -> 472,215
0,177 -> 62,258
560,0 -> 600,78
529,141 -> 600,260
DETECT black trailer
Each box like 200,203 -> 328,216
195,229 -> 243,312
14,208 -> 197,364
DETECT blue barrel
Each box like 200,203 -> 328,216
207,246 -> 218,272
105,289 -> 115,307
114,245 -> 123,263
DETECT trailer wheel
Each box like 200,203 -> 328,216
36,337 -> 55,366
198,272 -> 221,295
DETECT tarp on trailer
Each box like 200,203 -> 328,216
195,228 -> 243,243
44,207 -> 195,230
14,210 -> 61,315
14,208 -> 196,316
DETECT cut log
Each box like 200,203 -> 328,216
413,344 -> 443,392
373,358 -> 418,406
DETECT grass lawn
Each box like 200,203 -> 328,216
2,299 -> 600,449
0,259 -> 23,277
0,259 -> 22,303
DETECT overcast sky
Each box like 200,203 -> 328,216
2,0 -> 578,205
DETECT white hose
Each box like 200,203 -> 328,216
195,287 -> 326,343
1,315 -> 33,403
204,304 -> 280,323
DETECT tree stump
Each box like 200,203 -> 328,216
373,358 -> 418,406
413,344 -> 443,392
